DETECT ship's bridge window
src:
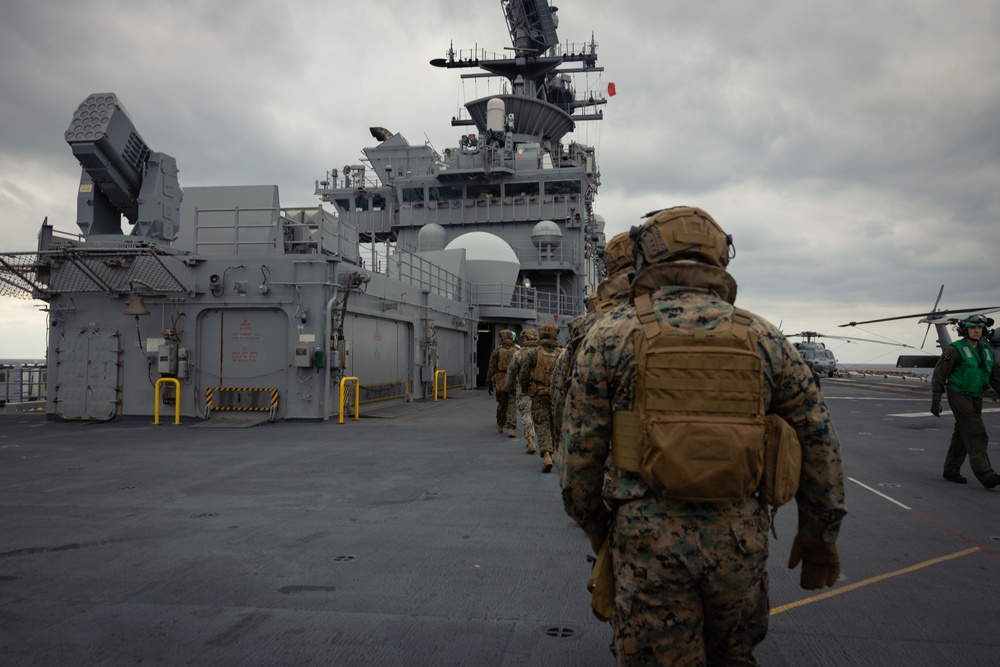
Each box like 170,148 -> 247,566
544,180 -> 583,195
467,183 -> 501,200
505,182 -> 539,197
334,198 -> 351,211
429,185 -> 463,201
354,197 -> 369,212
372,195 -> 386,211
402,187 -> 425,203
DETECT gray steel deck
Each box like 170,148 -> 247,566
2,377 -> 999,665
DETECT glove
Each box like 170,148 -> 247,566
930,397 -> 941,417
788,532 -> 840,590
488,383 -> 494,396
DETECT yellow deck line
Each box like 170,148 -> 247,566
771,546 -> 981,616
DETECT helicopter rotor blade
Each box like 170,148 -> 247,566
839,306 -> 1000,327
930,284 -> 944,314
921,323 -> 932,349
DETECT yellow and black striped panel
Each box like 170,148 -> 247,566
206,387 -> 279,412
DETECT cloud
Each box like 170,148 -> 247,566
0,0 -> 997,363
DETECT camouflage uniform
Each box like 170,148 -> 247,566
507,329 -> 538,453
486,331 -> 518,435
520,324 -> 561,472
552,231 -> 635,440
559,208 -> 846,666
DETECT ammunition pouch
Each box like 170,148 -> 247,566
587,539 -> 614,623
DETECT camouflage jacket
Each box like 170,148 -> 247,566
519,342 -> 559,395
505,348 -> 525,395
550,348 -> 572,431
486,342 -> 517,391
559,282 -> 847,545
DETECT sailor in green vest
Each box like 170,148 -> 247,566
930,314 -> 1000,488
559,206 -> 846,666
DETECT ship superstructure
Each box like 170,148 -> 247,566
0,0 -> 608,422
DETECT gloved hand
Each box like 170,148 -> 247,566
788,532 -> 840,590
931,397 -> 941,417
488,383 -> 494,396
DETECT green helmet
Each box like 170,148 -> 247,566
633,206 -> 733,269
959,314 -> 994,330
539,323 -> 558,341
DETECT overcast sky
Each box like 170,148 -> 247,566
2,0 -> 998,363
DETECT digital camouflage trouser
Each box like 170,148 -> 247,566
495,390 -> 516,431
516,386 -> 535,441
610,496 -> 770,666
530,394 -> 553,456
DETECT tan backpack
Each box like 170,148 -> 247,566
528,346 -> 560,397
611,294 -> 800,506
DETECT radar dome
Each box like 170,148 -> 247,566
445,232 -> 520,305
531,220 -> 562,248
417,223 -> 447,251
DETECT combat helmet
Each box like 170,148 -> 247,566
539,323 -> 558,342
499,329 -> 515,344
521,328 -> 539,346
957,314 -> 994,337
601,230 -> 635,276
632,206 -> 733,270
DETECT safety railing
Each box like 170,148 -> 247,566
154,378 -> 181,425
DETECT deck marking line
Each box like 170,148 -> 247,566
889,407 -> 1000,417
771,547 -> 981,616
848,477 -> 911,510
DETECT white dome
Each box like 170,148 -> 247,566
445,231 -> 518,262
446,232 -> 520,304
417,223 -> 447,251
531,220 -> 562,248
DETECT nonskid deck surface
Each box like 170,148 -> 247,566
1,380 -> 999,666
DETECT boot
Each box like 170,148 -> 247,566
496,423 -> 503,434
507,426 -> 516,438
525,436 -> 536,455
943,471 -> 968,484
984,473 -> 1000,489
541,452 -> 553,473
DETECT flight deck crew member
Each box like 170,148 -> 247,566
559,206 -> 846,666
486,329 -> 518,437
519,323 -> 561,473
931,314 -> 1000,488
506,328 -> 539,454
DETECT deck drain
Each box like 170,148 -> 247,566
541,626 -> 579,640
332,555 -> 357,562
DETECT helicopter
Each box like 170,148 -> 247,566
786,331 -> 914,377
838,285 -> 1000,368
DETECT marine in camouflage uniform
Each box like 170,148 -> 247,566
520,323 -> 561,472
930,314 -> 1000,488
552,232 -> 635,464
506,328 -> 539,454
559,207 -> 846,666
486,329 -> 518,436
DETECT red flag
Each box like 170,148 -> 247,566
600,81 -> 616,98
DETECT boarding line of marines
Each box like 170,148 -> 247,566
486,205 -> 1000,666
